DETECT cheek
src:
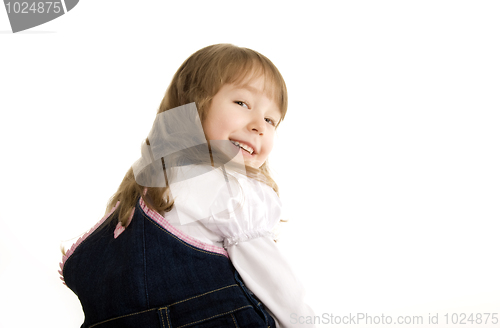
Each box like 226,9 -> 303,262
209,113 -> 235,135
261,136 -> 275,157
202,117 -> 225,140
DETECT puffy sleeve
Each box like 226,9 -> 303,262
202,170 -> 282,248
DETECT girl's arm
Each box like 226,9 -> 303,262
228,235 -> 316,328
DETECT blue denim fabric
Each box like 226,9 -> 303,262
63,198 -> 276,328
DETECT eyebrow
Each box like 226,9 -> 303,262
236,84 -> 262,94
236,84 -> 279,104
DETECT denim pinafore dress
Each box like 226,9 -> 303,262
61,197 -> 276,328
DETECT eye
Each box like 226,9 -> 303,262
265,117 -> 277,126
234,101 -> 249,109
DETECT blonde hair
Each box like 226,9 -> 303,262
106,44 -> 288,227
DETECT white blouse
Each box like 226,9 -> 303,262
164,165 -> 316,327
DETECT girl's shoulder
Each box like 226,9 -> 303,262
170,165 -> 282,248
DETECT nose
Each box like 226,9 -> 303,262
249,114 -> 266,135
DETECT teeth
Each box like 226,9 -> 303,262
230,140 -> 254,155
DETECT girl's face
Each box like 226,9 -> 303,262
202,75 -> 281,169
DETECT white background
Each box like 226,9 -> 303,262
1,1 -> 499,327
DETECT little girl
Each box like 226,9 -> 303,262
60,44 -> 315,328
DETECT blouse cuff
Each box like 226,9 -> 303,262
223,230 -> 275,248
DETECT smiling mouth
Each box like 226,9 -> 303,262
229,140 -> 254,155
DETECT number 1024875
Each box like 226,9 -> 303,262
5,2 -> 62,14
444,313 -> 498,325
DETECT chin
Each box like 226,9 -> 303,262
246,161 -> 263,170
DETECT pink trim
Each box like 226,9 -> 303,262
114,208 -> 135,239
59,197 -> 228,285
114,223 -> 126,239
59,201 -> 121,285
139,198 -> 228,258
